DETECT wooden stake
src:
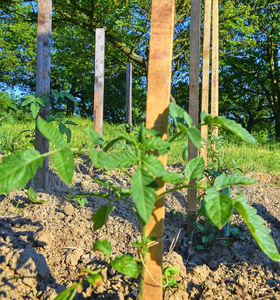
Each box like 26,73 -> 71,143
94,28 -> 105,137
201,0 -> 212,165
34,0 -> 52,189
187,0 -> 201,236
211,0 -> 219,135
126,62 -> 132,133
142,0 -> 175,299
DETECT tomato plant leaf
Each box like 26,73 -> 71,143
111,255 -> 140,278
92,204 -> 115,231
131,168 -> 158,224
83,126 -> 103,145
214,173 -> 257,190
162,173 -> 184,183
54,283 -> 80,300
0,149 -> 44,193
234,196 -> 280,262
140,137 -> 170,155
202,115 -> 256,144
99,149 -> 137,168
89,146 -> 107,168
184,156 -> 205,180
53,148 -> 74,184
94,239 -> 112,258
142,154 -> 167,178
205,188 -> 233,229
37,117 -> 67,148
87,274 -> 103,288
169,102 -> 193,127
186,127 -> 202,149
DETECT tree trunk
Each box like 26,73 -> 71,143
34,0 -> 52,189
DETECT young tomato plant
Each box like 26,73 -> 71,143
0,103 -> 279,299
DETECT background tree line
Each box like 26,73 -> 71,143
0,0 -> 279,141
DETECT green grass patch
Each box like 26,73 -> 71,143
1,118 -> 279,176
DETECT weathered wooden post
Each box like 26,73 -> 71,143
34,0 -> 52,189
126,62 -> 132,133
201,0 -> 212,164
187,0 -> 201,235
142,0 -> 175,299
94,28 -> 105,137
211,0 -> 219,134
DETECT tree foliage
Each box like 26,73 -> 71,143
0,0 -> 279,139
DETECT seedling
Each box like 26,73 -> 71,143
25,187 -> 47,204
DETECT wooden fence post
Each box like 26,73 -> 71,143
142,0 -> 175,299
126,62 -> 132,133
211,0 -> 219,134
94,28 -> 105,137
201,0 -> 212,165
187,0 -> 201,236
34,0 -> 52,189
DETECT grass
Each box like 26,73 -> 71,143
0,116 -> 279,177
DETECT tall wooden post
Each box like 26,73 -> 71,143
187,0 -> 201,235
94,28 -> 105,137
211,0 -> 219,134
142,0 -> 175,299
201,0 -> 212,164
34,0 -> 52,189
126,62 -> 132,133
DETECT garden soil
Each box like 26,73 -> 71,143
0,162 -> 280,299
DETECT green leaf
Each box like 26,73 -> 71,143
87,274 -> 103,288
184,157 -> 205,180
205,188 -> 233,229
22,95 -> 36,106
203,115 -> 256,144
83,126 -> 103,145
93,239 -> 112,258
142,154 -> 167,178
64,120 -> 78,126
111,255 -> 140,278
54,283 -> 80,300
30,102 -> 40,119
99,149 -> 137,168
65,92 -> 78,104
34,96 -> 46,107
53,148 -> 74,184
51,89 -> 60,100
89,146 -> 107,168
161,173 -> 184,183
141,137 -> 170,155
186,127 -> 202,149
234,196 -> 280,262
26,187 -> 47,204
169,102 -> 193,127
37,117 -> 67,148
91,204 -> 115,231
0,149 -> 44,193
59,122 -> 67,134
143,127 -> 161,138
131,168 -> 158,224
214,173 -> 257,190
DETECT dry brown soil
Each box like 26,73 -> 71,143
0,162 -> 280,299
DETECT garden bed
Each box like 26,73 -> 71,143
0,163 -> 280,299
